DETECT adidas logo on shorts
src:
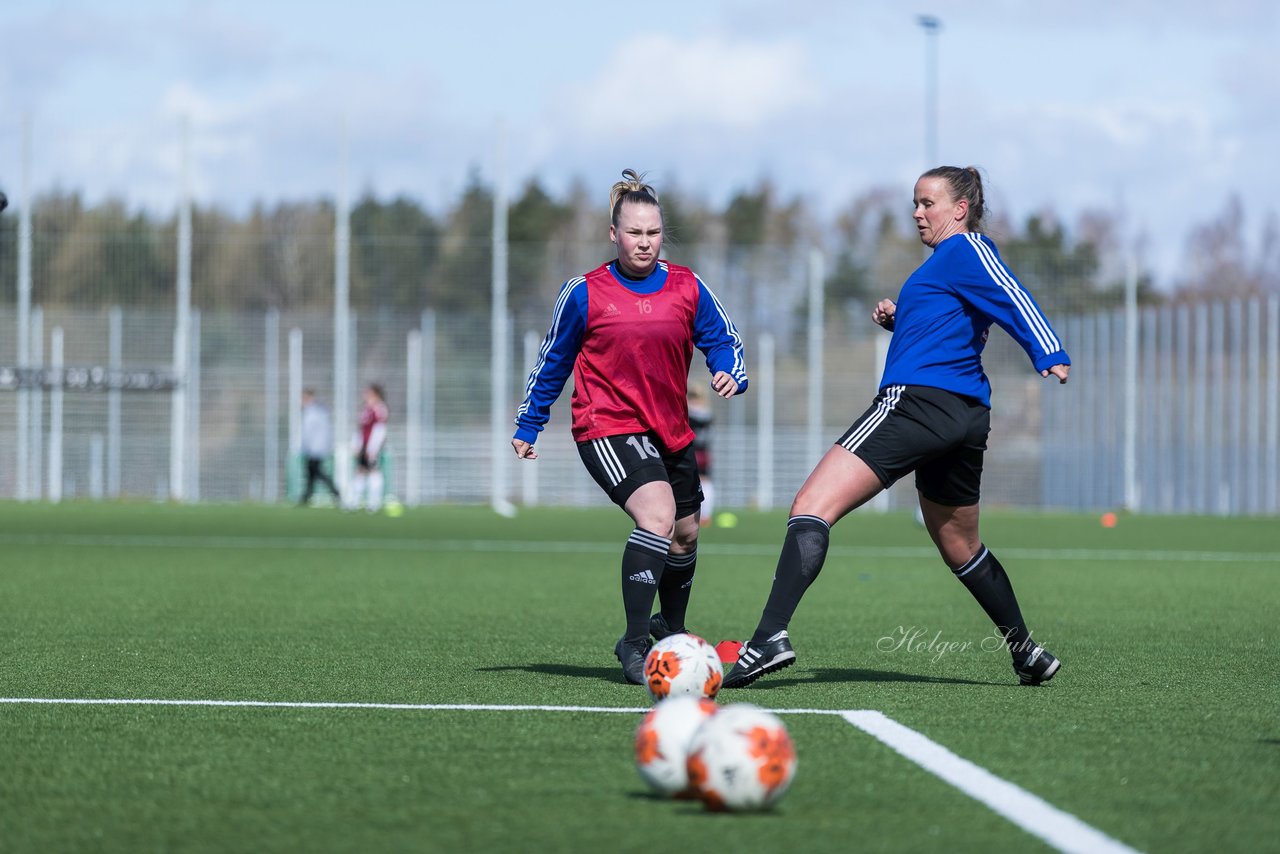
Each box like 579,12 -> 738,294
628,569 -> 657,584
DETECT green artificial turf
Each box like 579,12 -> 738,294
0,502 -> 1276,853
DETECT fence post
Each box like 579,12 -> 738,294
490,122 -> 514,517
264,308 -> 280,502
108,307 -> 122,497
29,306 -> 43,500
421,309 -> 437,503
1266,296 -> 1279,513
806,248 -> 825,468
757,332 -> 775,511
48,326 -> 63,503
1244,299 -> 1260,513
1193,304 -> 1209,513
1211,303 -> 1228,514
333,121 -> 352,502
16,115 -> 33,501
406,329 -> 422,505
170,116 -> 192,502
187,310 -> 202,501
1122,256 -> 1138,511
89,433 -> 104,500
288,328 -> 303,502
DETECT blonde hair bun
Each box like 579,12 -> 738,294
609,169 -> 660,223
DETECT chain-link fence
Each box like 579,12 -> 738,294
3,222 -> 1278,514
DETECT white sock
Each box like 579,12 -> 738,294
367,471 -> 384,511
347,473 -> 367,510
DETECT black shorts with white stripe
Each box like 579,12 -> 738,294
577,432 -> 703,518
836,384 -> 990,506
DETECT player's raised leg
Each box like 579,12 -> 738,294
723,444 -> 883,688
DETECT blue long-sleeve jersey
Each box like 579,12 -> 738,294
881,232 -> 1070,407
514,261 -> 748,446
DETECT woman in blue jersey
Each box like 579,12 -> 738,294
725,166 -> 1070,689
511,169 -> 748,685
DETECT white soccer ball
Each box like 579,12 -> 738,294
686,703 -> 797,811
644,632 -> 723,702
633,695 -> 719,796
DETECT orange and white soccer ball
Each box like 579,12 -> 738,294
644,633 -> 723,702
686,703 -> 797,811
633,695 -> 719,796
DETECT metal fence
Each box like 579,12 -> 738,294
3,227 -> 1278,514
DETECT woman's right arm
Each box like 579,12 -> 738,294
512,277 -> 588,451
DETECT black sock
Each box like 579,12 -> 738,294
752,515 -> 830,643
621,528 -> 672,642
658,548 -> 697,630
952,545 -> 1033,659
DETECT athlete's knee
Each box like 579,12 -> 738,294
789,485 -> 824,518
933,531 -> 981,570
670,516 -> 699,552
631,509 -> 676,540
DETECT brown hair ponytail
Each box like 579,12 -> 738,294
921,165 -> 986,231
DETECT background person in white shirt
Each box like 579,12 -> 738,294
299,388 -> 340,507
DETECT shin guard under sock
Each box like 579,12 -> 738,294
752,515 -> 831,643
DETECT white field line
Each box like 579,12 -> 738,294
0,697 -> 843,716
844,710 -> 1142,854
0,698 -> 655,713
1,697 -> 1143,853
0,532 -> 1275,564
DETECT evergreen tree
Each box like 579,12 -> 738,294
434,169 -> 493,312
351,193 -> 441,312
508,179 -> 571,309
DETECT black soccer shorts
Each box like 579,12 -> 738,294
577,432 -> 703,518
836,384 -> 990,506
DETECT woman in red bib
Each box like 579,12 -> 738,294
513,169 -> 749,685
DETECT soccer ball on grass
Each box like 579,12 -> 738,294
686,703 -> 797,811
633,695 -> 719,796
643,632 -> 723,701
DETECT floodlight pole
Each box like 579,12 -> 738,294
918,15 -> 941,169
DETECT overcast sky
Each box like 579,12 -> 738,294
1,0 -> 1276,287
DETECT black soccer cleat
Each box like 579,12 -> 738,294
721,631 -> 797,689
1014,645 -> 1061,686
614,636 -> 653,686
648,613 -> 686,642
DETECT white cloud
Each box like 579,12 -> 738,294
4,0 -> 1277,291
564,33 -> 821,131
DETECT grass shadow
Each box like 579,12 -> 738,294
626,790 -> 684,802
476,663 -> 624,684
732,666 -> 999,689
626,791 -> 785,817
